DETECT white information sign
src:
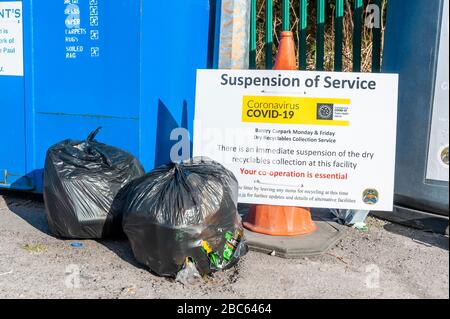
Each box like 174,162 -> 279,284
0,1 -> 23,76
194,69 -> 399,211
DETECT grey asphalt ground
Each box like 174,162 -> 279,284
0,192 -> 448,299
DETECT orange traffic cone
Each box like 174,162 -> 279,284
273,31 -> 297,70
243,31 -> 317,237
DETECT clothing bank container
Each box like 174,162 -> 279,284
0,0 -> 216,192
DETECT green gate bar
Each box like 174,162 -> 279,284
372,0 -> 382,72
266,0 -> 274,69
353,0 -> 363,72
299,0 -> 308,70
334,0 -> 344,71
282,0 -> 290,31
316,0 -> 325,71
250,0 -> 257,69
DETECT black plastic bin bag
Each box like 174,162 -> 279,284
43,127 -> 145,239
121,157 -> 247,277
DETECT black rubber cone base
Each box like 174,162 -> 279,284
240,207 -> 347,258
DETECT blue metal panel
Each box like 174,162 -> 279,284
0,74 -> 28,189
139,0 -> 213,169
0,0 -> 29,190
0,0 -> 216,192
29,0 -> 141,193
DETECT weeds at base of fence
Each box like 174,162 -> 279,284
253,0 -> 387,72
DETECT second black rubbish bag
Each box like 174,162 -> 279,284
121,157 -> 247,278
43,127 -> 145,239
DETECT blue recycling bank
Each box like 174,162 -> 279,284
0,0 -> 219,192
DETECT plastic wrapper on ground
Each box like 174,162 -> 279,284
330,209 -> 371,226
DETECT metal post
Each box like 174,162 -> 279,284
218,0 -> 252,69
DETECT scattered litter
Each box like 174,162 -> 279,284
0,270 -> 13,276
121,157 -> 248,278
22,243 -> 48,254
175,258 -> 202,285
353,222 -> 369,232
326,252 -> 349,265
331,209 -> 370,226
70,242 -> 84,248
43,127 -> 144,239
270,251 -> 276,256
120,286 -> 136,295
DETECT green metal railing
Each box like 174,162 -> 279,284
371,0 -> 382,72
249,0 -> 384,72
353,0 -> 363,71
250,0 -> 258,69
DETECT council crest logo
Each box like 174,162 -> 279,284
440,146 -> 449,166
363,189 -> 379,205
